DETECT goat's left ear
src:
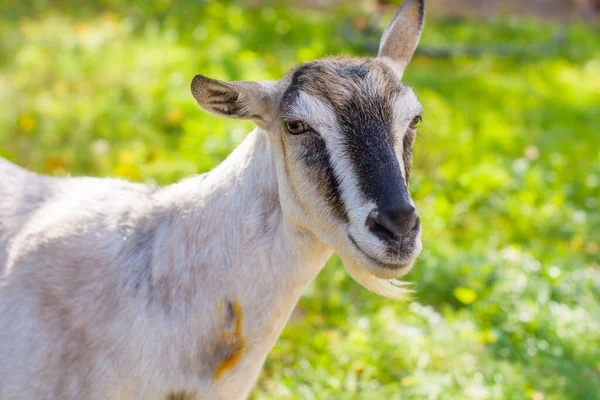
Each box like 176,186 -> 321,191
377,0 -> 425,79
191,74 -> 275,127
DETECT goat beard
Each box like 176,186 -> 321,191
341,258 -> 414,300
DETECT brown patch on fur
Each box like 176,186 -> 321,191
165,391 -> 197,400
212,299 -> 245,380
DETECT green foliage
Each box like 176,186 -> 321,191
1,1 -> 598,398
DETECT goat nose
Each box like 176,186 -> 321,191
365,205 -> 418,242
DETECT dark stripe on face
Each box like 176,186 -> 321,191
338,93 -> 411,211
327,63 -> 412,210
403,129 -> 415,185
282,63 -> 312,108
281,59 -> 414,221
283,65 -> 349,222
296,134 -> 349,222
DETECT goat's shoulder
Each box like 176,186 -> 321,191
2,162 -> 157,277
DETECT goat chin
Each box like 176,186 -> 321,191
341,258 -> 414,301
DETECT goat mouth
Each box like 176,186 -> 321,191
348,234 -> 413,271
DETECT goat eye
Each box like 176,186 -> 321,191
285,120 -> 310,134
410,115 -> 422,129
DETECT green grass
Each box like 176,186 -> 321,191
1,1 -> 599,399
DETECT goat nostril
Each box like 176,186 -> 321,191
400,206 -> 418,236
365,212 -> 397,243
365,206 -> 419,243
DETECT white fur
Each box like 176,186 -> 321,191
0,133 -> 331,399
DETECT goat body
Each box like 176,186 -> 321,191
0,131 -> 331,399
0,1 -> 427,397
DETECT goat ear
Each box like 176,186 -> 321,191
191,75 -> 275,126
377,0 -> 425,78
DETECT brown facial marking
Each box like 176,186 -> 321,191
212,299 -> 245,380
403,129 -> 416,185
281,57 -> 402,117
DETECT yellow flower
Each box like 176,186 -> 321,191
18,114 -> 36,132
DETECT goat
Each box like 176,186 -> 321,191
0,0 -> 426,398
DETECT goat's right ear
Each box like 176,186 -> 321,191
191,74 -> 275,126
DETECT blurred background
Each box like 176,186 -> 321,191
0,0 -> 598,398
